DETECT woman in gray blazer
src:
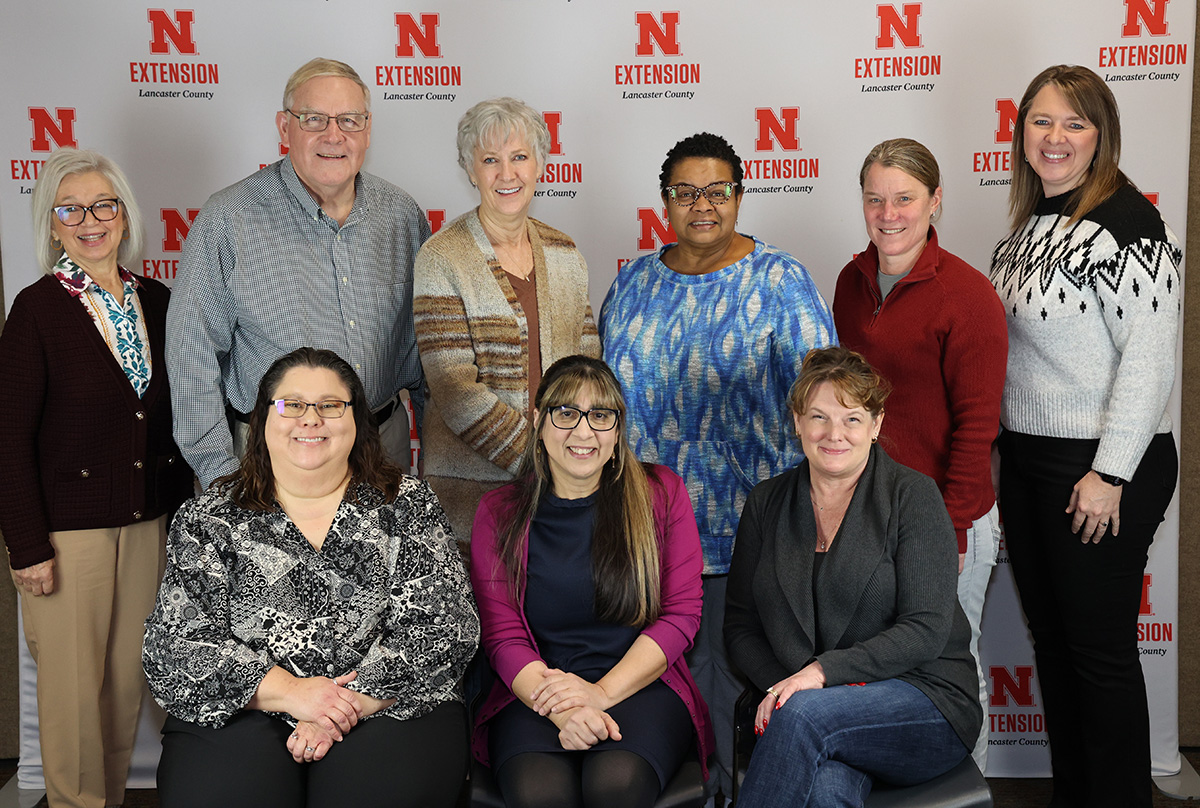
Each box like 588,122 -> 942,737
725,346 -> 980,807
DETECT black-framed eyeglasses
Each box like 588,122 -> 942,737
52,199 -> 121,226
285,109 -> 370,133
548,406 -> 619,432
272,399 -> 352,419
664,182 -> 739,207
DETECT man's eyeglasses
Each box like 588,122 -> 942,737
272,399 -> 352,419
548,406 -> 619,432
664,182 -> 739,208
52,199 -> 121,226
285,109 -> 370,133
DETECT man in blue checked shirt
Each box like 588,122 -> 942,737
167,57 -> 430,488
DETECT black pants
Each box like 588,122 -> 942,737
999,431 -> 1176,808
157,702 -> 468,808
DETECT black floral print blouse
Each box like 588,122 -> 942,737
143,479 -> 479,728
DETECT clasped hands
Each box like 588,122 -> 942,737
281,671 -> 395,763
531,668 -> 622,751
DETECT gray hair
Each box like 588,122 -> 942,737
31,148 -> 145,274
282,58 -> 370,112
456,97 -> 550,176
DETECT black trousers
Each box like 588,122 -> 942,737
999,430 -> 1176,808
157,702 -> 468,808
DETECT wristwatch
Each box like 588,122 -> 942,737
1094,471 -> 1126,487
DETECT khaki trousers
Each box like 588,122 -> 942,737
21,516 -> 168,808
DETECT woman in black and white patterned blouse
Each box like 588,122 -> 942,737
143,347 -> 479,808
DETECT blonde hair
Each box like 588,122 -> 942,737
31,148 -> 145,274
282,57 -> 370,112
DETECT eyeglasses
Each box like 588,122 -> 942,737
272,399 -> 352,418
285,109 -> 370,133
664,182 -> 739,207
52,199 -> 121,226
548,405 -> 619,432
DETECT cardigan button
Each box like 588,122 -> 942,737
134,460 -> 144,470
80,469 -> 89,478
133,511 -> 142,520
167,456 -> 176,465
135,411 -> 146,420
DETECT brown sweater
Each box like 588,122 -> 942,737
0,274 -> 194,569
413,210 -> 600,483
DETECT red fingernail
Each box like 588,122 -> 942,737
775,702 -> 781,710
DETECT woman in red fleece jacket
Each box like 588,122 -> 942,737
831,138 -> 1006,772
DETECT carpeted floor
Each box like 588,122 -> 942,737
3,754 -> 1199,806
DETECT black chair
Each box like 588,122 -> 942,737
469,756 -> 706,808
732,688 -> 992,807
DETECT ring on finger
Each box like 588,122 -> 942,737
767,686 -> 780,699
305,746 -> 315,752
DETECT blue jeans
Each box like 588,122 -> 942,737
737,679 -> 968,808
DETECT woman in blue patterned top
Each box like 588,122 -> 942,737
143,347 -> 479,808
599,132 -> 836,802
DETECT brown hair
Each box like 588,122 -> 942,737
788,346 -> 891,419
494,355 -> 663,627
1008,64 -> 1130,229
215,347 -> 403,508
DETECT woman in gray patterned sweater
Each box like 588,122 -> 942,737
989,64 -> 1180,808
143,347 -> 479,808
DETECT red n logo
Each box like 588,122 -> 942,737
427,209 -> 446,234
395,13 -> 441,58
876,4 -> 922,48
1123,0 -> 1170,37
148,9 -> 197,55
995,99 -> 1018,144
989,666 -> 1035,707
1140,573 -> 1154,615
636,208 -> 677,251
543,112 -> 564,156
29,108 -> 78,152
755,108 -> 801,152
161,208 -> 199,252
635,12 -> 681,56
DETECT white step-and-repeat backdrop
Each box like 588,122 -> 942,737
0,0 -> 1192,784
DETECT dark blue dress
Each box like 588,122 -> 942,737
489,492 -> 692,787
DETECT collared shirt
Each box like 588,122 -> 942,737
55,257 -> 151,397
166,156 -> 431,488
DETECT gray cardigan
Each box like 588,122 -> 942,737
724,445 -> 981,749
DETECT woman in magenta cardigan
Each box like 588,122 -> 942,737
470,355 -> 711,808
832,138 -> 1006,771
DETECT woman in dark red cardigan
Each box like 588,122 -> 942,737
0,147 -> 193,808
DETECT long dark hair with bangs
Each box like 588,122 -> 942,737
214,347 -> 404,509
493,355 -> 663,627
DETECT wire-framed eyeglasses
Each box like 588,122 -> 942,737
285,109 -> 370,133
548,406 -> 619,431
664,182 -> 739,207
272,399 -> 352,419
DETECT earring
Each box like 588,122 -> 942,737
122,227 -> 130,241
871,435 -> 879,444
50,236 -> 62,250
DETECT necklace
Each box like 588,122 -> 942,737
810,484 -> 856,553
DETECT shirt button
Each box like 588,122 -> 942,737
134,460 -> 144,469
355,363 -> 361,369
135,411 -> 146,420
349,320 -> 355,328
342,277 -> 348,284
80,469 -> 90,478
